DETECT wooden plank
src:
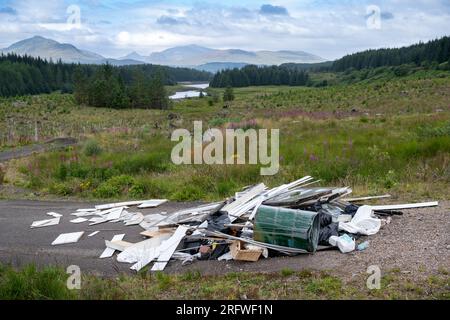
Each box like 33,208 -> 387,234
105,240 -> 134,252
140,228 -> 176,238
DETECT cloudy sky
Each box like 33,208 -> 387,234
0,0 -> 449,60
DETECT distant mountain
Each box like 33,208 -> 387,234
119,51 -> 147,63
102,58 -> 145,66
149,45 -> 216,66
194,62 -> 249,73
143,45 -> 324,67
2,36 -> 325,70
1,36 -> 147,66
2,36 -> 104,64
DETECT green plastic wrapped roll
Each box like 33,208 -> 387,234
253,205 -> 320,252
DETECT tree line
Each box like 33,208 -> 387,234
73,64 -> 169,109
0,53 -> 212,98
331,36 -> 450,71
210,65 -> 310,88
0,54 -> 75,96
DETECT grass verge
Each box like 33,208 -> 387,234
0,264 -> 448,300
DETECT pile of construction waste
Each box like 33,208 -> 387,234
31,176 -> 438,272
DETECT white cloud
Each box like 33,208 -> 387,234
0,0 -> 449,60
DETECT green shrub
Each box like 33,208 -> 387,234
129,182 -> 146,198
381,170 -> 398,189
172,185 -> 205,201
114,152 -> 169,174
417,122 -> 450,138
94,183 -> 120,198
216,180 -> 237,196
144,179 -> 172,198
49,182 -> 73,196
55,163 -> 68,181
83,140 -> 102,157
0,164 -> 5,185
94,174 -> 135,198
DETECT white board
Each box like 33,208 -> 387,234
30,217 -> 60,228
46,212 -> 63,218
51,232 -> 84,245
372,201 -> 438,211
137,199 -> 168,208
95,201 -> 154,210
100,234 -> 125,258
70,218 -> 88,224
150,225 -> 189,271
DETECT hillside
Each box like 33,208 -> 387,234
331,36 -> 450,71
145,45 -> 325,66
2,36 -> 104,64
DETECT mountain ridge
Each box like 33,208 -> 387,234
2,36 -> 325,69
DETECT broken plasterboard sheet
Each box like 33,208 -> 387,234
71,212 -> 93,217
221,183 -> 266,214
150,225 -> 189,272
96,206 -> 126,215
124,212 -> 144,226
105,240 -> 134,252
30,217 -> 60,228
95,200 -> 156,211
100,234 -> 125,258
137,199 -> 168,208
46,212 -> 63,218
51,232 -> 84,245
139,213 -> 175,230
89,217 -> 108,226
117,211 -> 134,222
70,217 -> 88,224
77,208 -> 97,212
130,226 -> 188,271
117,233 -> 173,264
105,207 -> 124,221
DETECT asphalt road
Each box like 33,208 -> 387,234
0,199 -> 448,279
0,199 -> 195,276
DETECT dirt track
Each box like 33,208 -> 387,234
0,137 -> 77,163
0,199 -> 448,280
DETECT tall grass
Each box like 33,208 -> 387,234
2,75 -> 450,200
0,264 -> 74,300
